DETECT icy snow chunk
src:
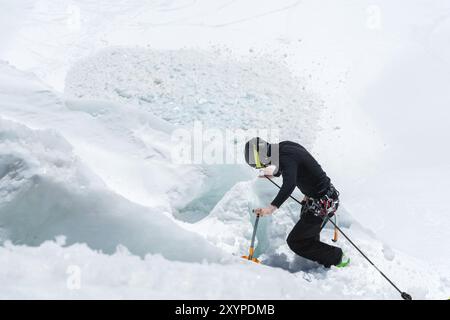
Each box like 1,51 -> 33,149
0,118 -> 223,263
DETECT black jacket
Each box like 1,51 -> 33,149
270,141 -> 330,208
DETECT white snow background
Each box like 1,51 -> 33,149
0,0 -> 449,299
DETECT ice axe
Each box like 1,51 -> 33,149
332,214 -> 339,242
321,213 -> 339,242
242,210 -> 261,263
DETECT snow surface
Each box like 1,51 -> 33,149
0,238 -> 445,299
0,0 -> 449,299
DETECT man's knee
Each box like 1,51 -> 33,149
286,233 -> 295,251
286,231 -> 300,249
286,234 -> 312,255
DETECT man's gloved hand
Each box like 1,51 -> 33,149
254,205 -> 277,216
258,165 -> 277,178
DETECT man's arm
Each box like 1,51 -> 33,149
270,157 -> 298,209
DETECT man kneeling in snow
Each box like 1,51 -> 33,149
244,137 -> 349,268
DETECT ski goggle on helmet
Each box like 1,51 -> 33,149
244,137 -> 271,169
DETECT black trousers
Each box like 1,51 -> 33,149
287,209 -> 343,268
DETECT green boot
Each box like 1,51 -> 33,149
336,253 -> 350,268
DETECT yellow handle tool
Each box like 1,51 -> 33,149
242,211 -> 261,263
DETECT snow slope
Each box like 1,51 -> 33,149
0,117 -> 225,262
0,62 -> 227,262
0,60 -> 203,211
0,0 -> 449,299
